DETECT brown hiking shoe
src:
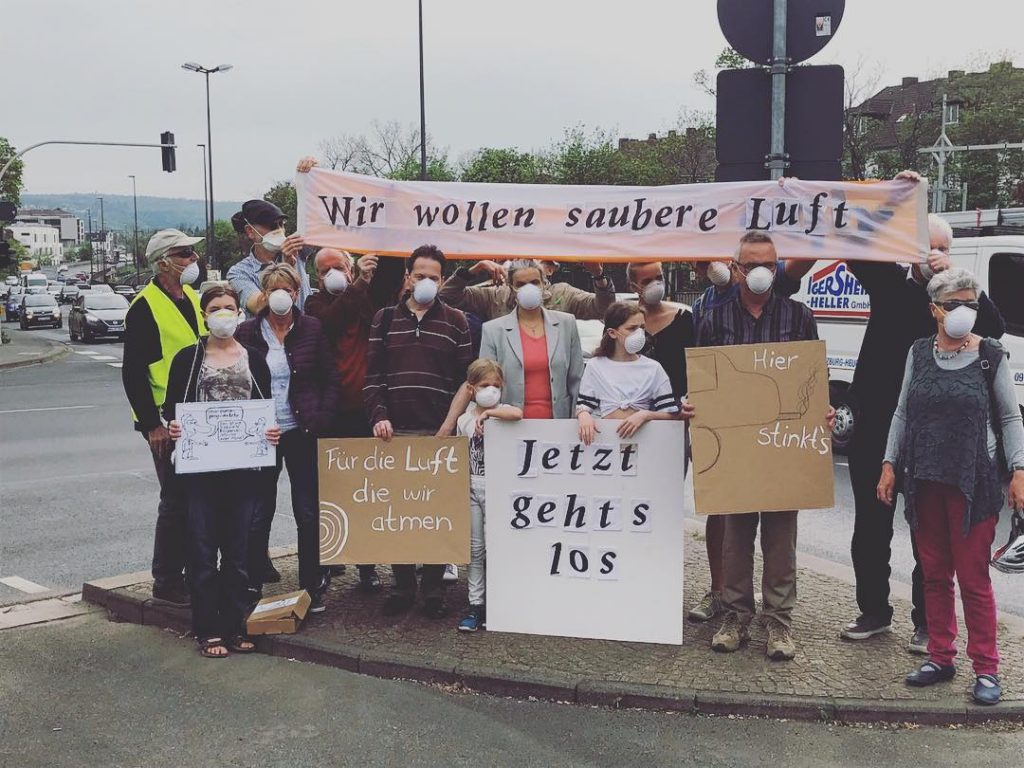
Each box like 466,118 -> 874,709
688,591 -> 722,622
766,619 -> 796,661
711,612 -> 750,653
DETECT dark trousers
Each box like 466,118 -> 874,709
148,437 -> 188,591
848,414 -> 926,628
249,429 -> 324,594
327,409 -> 377,579
185,470 -> 255,640
392,564 -> 445,600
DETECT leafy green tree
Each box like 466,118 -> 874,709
0,137 -> 24,210
264,181 -> 298,233
389,154 -> 458,182
197,219 -> 244,273
460,148 -> 546,183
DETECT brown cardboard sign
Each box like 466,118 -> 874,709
318,437 -> 470,565
686,340 -> 834,515
246,590 -> 311,635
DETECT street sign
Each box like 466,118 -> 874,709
0,201 -> 16,222
716,65 -> 844,181
87,231 -> 107,243
718,0 -> 845,65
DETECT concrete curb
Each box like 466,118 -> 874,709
0,338 -> 69,370
82,576 -> 1024,726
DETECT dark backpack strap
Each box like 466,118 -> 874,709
979,339 -> 1008,437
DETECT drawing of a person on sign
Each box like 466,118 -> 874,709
245,417 -> 270,457
178,413 -> 211,461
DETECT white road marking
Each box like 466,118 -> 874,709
0,576 -> 50,594
73,350 -> 100,356
107,363 -> 123,369
835,460 -> 849,467
0,405 -> 96,415
88,355 -> 118,361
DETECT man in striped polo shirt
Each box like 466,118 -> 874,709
695,231 -> 834,662
364,245 -> 474,619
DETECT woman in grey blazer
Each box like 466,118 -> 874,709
479,260 -> 584,419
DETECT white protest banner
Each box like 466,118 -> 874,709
484,419 -> 687,645
173,399 -> 276,474
296,167 -> 928,263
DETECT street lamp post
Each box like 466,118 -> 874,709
418,0 -> 427,181
182,62 -> 232,268
128,175 -> 139,284
96,197 -> 104,280
197,144 -> 209,250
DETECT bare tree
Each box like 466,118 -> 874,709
318,121 -> 445,178
841,56 -> 883,179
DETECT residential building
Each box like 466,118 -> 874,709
14,208 -> 84,247
11,224 -> 64,264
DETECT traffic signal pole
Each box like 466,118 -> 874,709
0,139 -> 177,185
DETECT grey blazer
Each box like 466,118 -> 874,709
479,308 -> 584,418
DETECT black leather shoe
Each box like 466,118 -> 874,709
421,596 -> 448,619
263,563 -> 282,583
359,571 -> 382,593
382,593 -> 415,617
905,661 -> 956,687
972,675 -> 1001,705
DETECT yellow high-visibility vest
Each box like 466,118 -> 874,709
129,280 -> 207,421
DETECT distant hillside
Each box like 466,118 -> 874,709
19,194 -> 244,231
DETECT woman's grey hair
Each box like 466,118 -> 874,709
507,259 -> 546,285
927,267 -> 979,301
260,262 -> 302,292
928,213 -> 953,247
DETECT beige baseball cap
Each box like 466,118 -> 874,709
146,229 -> 204,264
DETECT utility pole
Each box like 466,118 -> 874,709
767,0 -> 789,180
418,0 -> 427,181
198,144 -> 209,249
129,175 -> 139,284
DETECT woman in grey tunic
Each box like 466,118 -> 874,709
877,268 -> 1024,705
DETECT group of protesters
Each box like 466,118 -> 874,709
120,165 -> 1023,705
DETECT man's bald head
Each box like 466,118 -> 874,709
314,248 -> 353,281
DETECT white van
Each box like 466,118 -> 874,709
791,236 -> 1024,452
20,271 -> 48,291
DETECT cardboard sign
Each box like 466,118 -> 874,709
246,590 -> 310,635
296,168 -> 928,264
686,340 -> 835,515
317,437 -> 470,565
484,420 -> 687,645
174,399 -> 276,474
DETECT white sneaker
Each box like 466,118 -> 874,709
442,564 -> 458,583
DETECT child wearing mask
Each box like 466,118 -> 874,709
456,359 -> 523,632
577,302 -> 687,445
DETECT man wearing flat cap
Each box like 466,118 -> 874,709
228,199 -> 312,317
122,229 -> 208,607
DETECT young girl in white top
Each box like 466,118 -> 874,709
456,359 -> 523,632
577,302 -> 686,445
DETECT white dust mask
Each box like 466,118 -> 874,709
412,278 -> 438,305
623,327 -> 647,355
474,385 -> 501,409
324,268 -> 349,295
256,227 -> 286,253
516,283 -> 543,310
745,266 -> 775,295
941,305 -> 977,339
169,260 -> 200,286
268,289 -> 294,316
708,261 -> 732,287
206,309 -> 239,339
641,280 -> 665,305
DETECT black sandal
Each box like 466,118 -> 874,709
198,637 -> 229,658
228,634 -> 257,654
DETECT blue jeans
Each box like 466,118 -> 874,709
249,429 -> 323,594
184,470 -> 257,640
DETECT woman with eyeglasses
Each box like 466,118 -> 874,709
235,263 -> 339,615
877,268 -> 1024,705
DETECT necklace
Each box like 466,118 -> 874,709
933,337 -> 970,360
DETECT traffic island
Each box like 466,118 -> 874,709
82,537 -> 1024,726
0,331 -> 68,370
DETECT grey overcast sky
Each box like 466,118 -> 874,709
7,0 -> 1023,202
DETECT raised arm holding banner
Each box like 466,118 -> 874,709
296,167 -> 928,264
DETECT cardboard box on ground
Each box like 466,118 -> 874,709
246,590 -> 311,635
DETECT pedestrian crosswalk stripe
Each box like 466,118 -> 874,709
89,355 -> 118,361
73,350 -> 100,356
108,363 -> 123,369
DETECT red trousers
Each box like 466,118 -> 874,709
914,480 -> 999,676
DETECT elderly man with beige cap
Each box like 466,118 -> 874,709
121,228 -> 207,607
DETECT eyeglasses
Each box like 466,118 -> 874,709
167,247 -> 197,260
934,300 -> 979,312
734,262 -> 777,275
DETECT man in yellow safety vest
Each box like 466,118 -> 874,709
122,229 -> 207,607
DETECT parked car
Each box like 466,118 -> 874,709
4,286 -> 25,320
19,294 -> 62,330
59,284 -> 81,304
113,285 -> 136,299
68,293 -> 130,342
90,284 -> 115,294
47,282 -> 62,297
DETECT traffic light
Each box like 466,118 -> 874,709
161,131 -> 176,173
0,240 -> 12,269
